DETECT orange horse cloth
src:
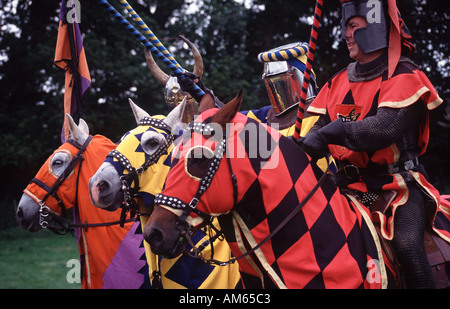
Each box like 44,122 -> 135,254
24,135 -> 149,289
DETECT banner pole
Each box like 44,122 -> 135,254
293,0 -> 324,140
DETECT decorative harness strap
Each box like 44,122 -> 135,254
31,136 -> 93,234
155,120 -> 331,267
106,117 -> 175,226
31,136 -> 139,234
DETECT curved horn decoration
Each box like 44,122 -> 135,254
178,35 -> 204,79
144,47 -> 170,85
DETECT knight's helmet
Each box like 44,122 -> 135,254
340,0 -> 415,76
145,35 -> 203,109
341,0 -> 390,53
258,42 -> 318,115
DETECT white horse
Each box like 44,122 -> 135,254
16,115 -> 149,288
89,99 -> 241,289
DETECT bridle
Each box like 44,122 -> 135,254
30,135 -> 139,234
154,119 -> 330,266
106,117 -> 175,226
31,136 -> 94,234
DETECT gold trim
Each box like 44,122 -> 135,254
390,144 -> 400,163
306,106 -> 327,115
440,205 -> 450,216
232,212 -> 265,287
428,97 -> 444,110
409,171 -> 450,243
232,211 -> 287,289
346,194 -> 388,289
81,229 -> 91,288
48,149 -> 73,178
184,145 -> 214,181
378,87 -> 428,108
24,188 -> 43,205
392,174 -> 409,207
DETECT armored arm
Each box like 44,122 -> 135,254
301,101 -> 426,159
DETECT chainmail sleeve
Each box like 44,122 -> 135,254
341,101 -> 426,154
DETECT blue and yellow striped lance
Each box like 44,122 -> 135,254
116,0 -> 180,69
98,0 -> 205,98
257,42 -> 309,63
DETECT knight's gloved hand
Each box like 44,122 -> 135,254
301,119 -> 346,159
290,136 -> 305,147
302,134 -> 329,159
177,71 -> 206,103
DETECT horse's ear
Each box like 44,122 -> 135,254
66,113 -> 89,144
211,89 -> 243,128
78,118 -> 89,135
129,98 -> 151,124
164,96 -> 187,129
198,92 -> 216,114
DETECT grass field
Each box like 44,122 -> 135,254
0,227 -> 80,289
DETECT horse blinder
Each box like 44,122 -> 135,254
107,118 -> 175,226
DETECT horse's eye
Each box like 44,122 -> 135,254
185,146 -> 214,179
49,151 -> 72,178
141,131 -> 164,155
145,138 -> 159,149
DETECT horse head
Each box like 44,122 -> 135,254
144,91 -> 247,257
17,114 -> 91,232
89,98 -> 187,212
89,94 -> 242,289
143,91 -> 394,289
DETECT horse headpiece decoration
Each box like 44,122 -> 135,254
145,92 -> 398,289
89,98 -> 241,289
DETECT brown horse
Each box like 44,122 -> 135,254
143,92 -> 404,289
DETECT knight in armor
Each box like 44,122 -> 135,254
246,43 -> 319,136
297,0 -> 448,288
144,35 -> 224,123
176,42 -> 319,136
145,35 -> 225,116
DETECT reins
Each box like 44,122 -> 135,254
155,121 -> 332,266
31,135 -> 137,234
186,157 -> 331,267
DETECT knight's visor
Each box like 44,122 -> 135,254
263,62 -> 317,115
